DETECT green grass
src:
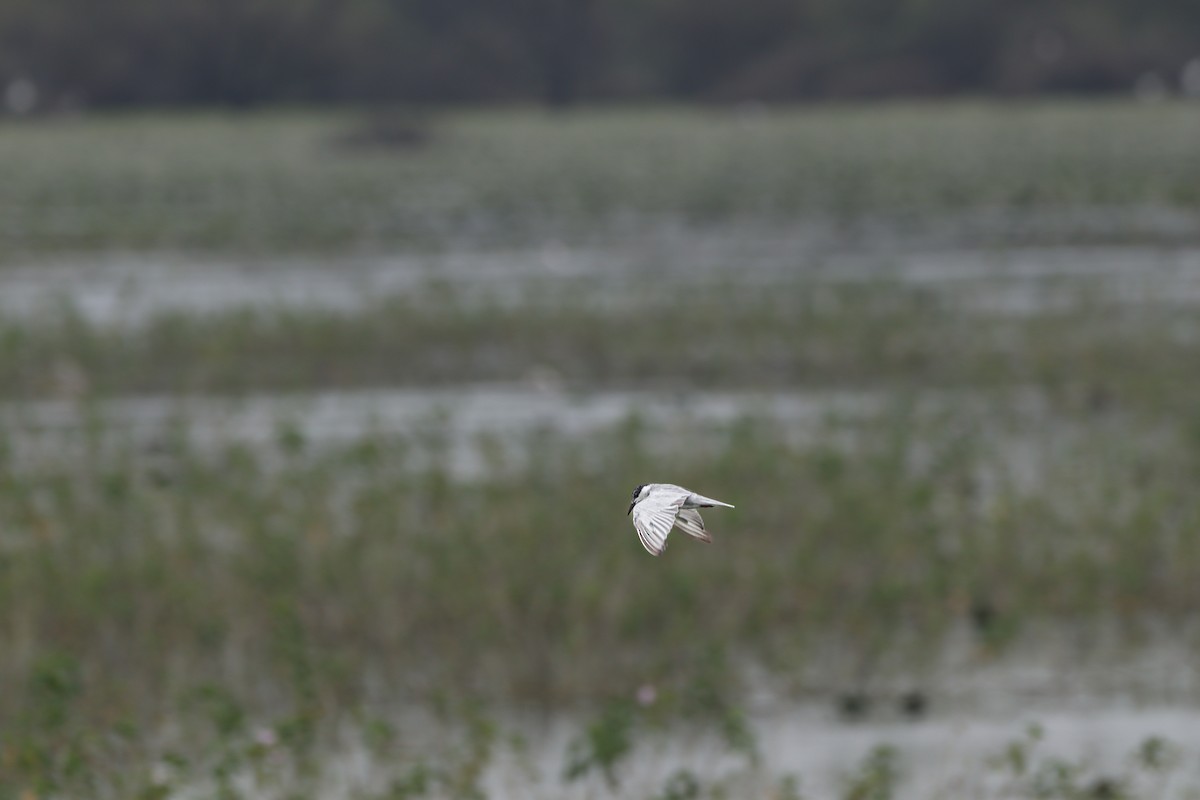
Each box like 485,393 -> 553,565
3,410 -> 1200,796
4,280 -> 1199,423
3,407 -> 1200,718
1,101 -> 1199,257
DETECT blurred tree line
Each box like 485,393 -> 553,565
1,0 -> 1197,109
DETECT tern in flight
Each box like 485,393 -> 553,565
627,483 -> 734,556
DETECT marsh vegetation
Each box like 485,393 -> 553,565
3,102 -> 1200,798
2,102 -> 1200,257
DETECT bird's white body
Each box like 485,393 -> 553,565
627,483 -> 734,556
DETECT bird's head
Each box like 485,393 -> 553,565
627,483 -> 648,515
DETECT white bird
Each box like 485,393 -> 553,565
626,483 -> 735,556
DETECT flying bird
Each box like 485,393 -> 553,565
627,483 -> 734,556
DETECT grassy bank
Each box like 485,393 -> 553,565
1,101 -> 1199,257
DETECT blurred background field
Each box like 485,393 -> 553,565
2,104 -> 1200,258
4,3 -> 1200,799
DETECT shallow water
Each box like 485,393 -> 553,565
322,625 -> 1200,797
2,382 -> 1162,526
192,705 -> 1200,800
6,224 -> 1200,324
0,385 -> 879,476
291,629 -> 1200,799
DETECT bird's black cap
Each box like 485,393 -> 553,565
627,484 -> 646,515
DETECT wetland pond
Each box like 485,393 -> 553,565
6,227 -> 1200,799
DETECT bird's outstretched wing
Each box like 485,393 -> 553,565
631,486 -> 689,556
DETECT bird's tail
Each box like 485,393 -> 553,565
690,493 -> 734,509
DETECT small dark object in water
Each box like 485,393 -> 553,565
837,692 -> 870,720
899,690 -> 927,719
1086,778 -> 1122,799
1086,383 -> 1114,414
147,467 -> 174,488
969,597 -> 995,633
143,439 -> 176,487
